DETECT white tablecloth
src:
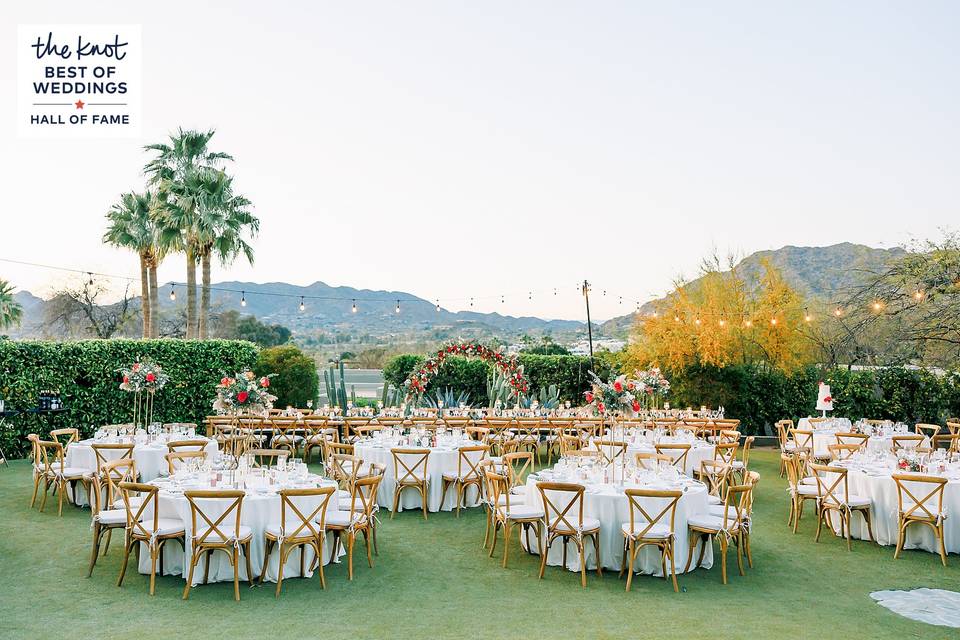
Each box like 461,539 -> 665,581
827,467 -> 960,554
354,443 -> 480,513
805,431 -> 923,458
67,437 -> 219,482
521,476 -> 712,576
138,477 -> 343,584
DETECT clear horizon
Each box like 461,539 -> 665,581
2,2 -> 957,322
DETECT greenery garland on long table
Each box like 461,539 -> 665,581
403,340 -> 530,403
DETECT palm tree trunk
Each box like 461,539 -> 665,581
186,248 -> 197,339
149,260 -> 160,338
199,250 -> 211,339
139,253 -> 151,339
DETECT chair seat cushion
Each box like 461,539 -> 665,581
825,495 -> 871,508
325,510 -> 364,527
265,522 -> 323,539
95,508 -> 128,525
796,484 -> 819,496
504,504 -> 543,519
272,435 -> 303,444
621,522 -> 671,539
548,515 -> 600,533
496,494 -> 525,506
730,461 -> 745,469
801,477 -> 817,486
136,518 -> 186,537
706,494 -> 722,505
442,473 -> 482,482
194,525 -> 253,543
688,514 -> 743,531
55,467 -> 89,479
114,496 -> 144,510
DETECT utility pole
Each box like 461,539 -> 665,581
582,279 -> 595,371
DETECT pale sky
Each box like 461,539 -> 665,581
2,1 -> 957,321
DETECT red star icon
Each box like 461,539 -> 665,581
74,99 -> 85,109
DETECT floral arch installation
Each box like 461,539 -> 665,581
402,341 -> 530,402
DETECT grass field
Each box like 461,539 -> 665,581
1,449 -> 957,640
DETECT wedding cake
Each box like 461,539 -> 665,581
816,382 -> 833,412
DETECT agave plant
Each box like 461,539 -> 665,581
486,367 -> 516,407
423,387 -> 471,409
519,384 -> 561,409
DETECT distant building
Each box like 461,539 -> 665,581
568,338 -> 626,355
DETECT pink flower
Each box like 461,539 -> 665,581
122,375 -> 129,384
260,377 -> 270,388
221,377 -> 230,386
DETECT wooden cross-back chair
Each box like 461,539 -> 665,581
166,451 -> 207,475
635,452 -> 671,471
259,486 -> 336,597
167,439 -> 208,454
535,481 -> 602,588
891,474 -> 948,566
441,445 -> 488,516
502,451 -> 534,490
327,473 -> 383,580
915,423 -> 940,439
654,443 -> 691,474
485,469 -> 543,568
775,419 -> 795,476
303,418 -> 336,463
49,428 -> 79,451
91,442 -> 135,481
390,448 -> 431,519
891,434 -> 925,453
87,458 -> 138,578
620,489 -> 682,592
182,490 -> 255,601
684,482 -> 751,584
329,453 -> 361,490
828,443 -> 862,461
931,433 -> 960,458
835,432 -> 868,448
593,440 -> 628,465
116,481 -> 186,595
808,463 -> 875,550
698,459 -> 731,503
783,452 -> 817,534
36,439 -> 86,516
247,448 -> 288,468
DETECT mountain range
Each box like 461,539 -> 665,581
8,242 -> 906,342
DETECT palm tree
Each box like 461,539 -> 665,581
144,129 -> 233,338
0,279 -> 23,330
103,191 -> 157,338
194,172 -> 259,339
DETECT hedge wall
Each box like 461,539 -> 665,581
382,353 -> 613,404
667,363 -> 960,436
0,339 -> 259,458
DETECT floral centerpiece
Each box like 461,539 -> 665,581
213,370 -> 277,415
896,449 -> 922,473
584,371 -> 640,416
117,358 -> 169,428
633,367 -> 670,409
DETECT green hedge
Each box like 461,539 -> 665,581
667,363 -> 960,436
0,339 -> 258,458
254,344 -> 318,408
382,353 -> 613,404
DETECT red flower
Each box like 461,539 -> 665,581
221,377 -> 230,386
627,382 -> 635,391
122,375 -> 129,384
132,363 -> 140,371
260,377 -> 270,388
597,402 -> 606,413
585,392 -> 594,403
237,391 -> 249,404
632,400 -> 641,412
145,373 -> 156,382
823,396 -> 832,403
613,381 -> 623,393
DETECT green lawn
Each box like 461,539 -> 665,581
1,449 -> 957,640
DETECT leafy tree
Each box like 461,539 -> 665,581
211,310 -> 291,347
255,344 -> 318,408
520,336 -> 571,355
0,280 -> 23,330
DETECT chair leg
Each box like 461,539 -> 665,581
421,484 -> 428,520
363,529 -> 373,568
347,534 -> 355,580
391,487 -> 400,519
88,524 -> 102,578
593,534 -> 602,578
316,539 -> 327,589
149,547 -> 158,596
538,535 -> 549,579
938,524 -> 948,567
502,521 -> 511,568
183,551 -> 198,600
668,542 -> 679,593
233,548 -> 241,601
488,521 -> 499,558
624,539 -> 635,592
30,474 -> 41,508
684,532 -> 698,572
893,522 -> 906,559
735,534 -> 745,576
117,538 -> 133,587
275,544 -> 286,598
259,539 -> 273,585
579,542 -> 587,588
719,537 -> 728,585
814,507 -> 824,543
203,549 -> 212,584
862,509 -> 876,543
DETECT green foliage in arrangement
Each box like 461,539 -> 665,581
253,344 -> 318,409
382,353 -> 612,405
666,363 -> 960,435
0,339 -> 258,458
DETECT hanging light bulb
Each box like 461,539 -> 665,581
470,297 -> 474,307
770,317 -> 778,326
169,286 -> 176,301
619,296 -> 622,305
719,318 -> 726,327
745,319 -> 753,327
913,290 -> 925,301
804,311 -> 812,323
240,291 -> 246,307
299,296 -> 305,312
674,314 -> 681,322
395,300 -> 401,314
528,292 -> 532,301
435,300 -> 440,312
694,317 -> 701,326
351,299 -> 357,313
501,295 -> 504,304
834,307 -> 843,317
872,300 -> 883,312
553,288 -> 557,296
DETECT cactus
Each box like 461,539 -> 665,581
350,385 -> 357,405
323,367 -> 334,405
337,360 -> 348,413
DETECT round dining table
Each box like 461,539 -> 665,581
520,466 -> 713,576
354,437 -> 482,513
139,473 -> 343,584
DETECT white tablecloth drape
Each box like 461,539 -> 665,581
520,478 -> 713,576
354,444 -> 480,513
137,479 -> 343,584
66,438 -> 219,506
827,468 -> 960,554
